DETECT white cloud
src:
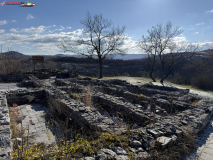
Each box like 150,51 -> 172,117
199,42 -> 213,50
184,27 -> 195,31
66,27 -> 72,29
0,20 -> 8,25
11,20 -> 17,23
10,26 -> 58,34
173,36 -> 187,43
202,26 -> 211,29
206,9 -> 213,13
196,22 -> 204,26
48,25 -> 66,33
116,36 -> 139,54
27,14 -> 34,20
21,26 -> 46,33
194,32 -> 199,34
10,28 -> 19,33
0,29 -> 5,34
0,26 -> 169,54
21,45 -> 31,49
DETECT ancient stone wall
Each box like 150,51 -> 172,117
0,74 -> 27,83
0,94 -> 11,160
0,77 -> 213,159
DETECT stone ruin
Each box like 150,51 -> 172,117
0,75 -> 213,159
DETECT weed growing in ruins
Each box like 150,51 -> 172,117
70,92 -> 81,100
9,104 -> 21,140
147,131 -> 196,160
137,94 -> 144,101
188,100 -> 199,106
82,86 -> 93,107
69,86 -> 94,107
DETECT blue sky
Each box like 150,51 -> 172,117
0,0 -> 213,55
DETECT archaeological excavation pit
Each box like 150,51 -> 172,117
0,75 -> 213,159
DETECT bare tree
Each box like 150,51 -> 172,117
58,12 -> 127,78
138,21 -> 199,84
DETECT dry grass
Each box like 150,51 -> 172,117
81,86 -> 93,107
147,131 -> 196,160
0,55 -> 24,74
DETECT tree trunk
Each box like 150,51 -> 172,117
160,78 -> 164,84
148,55 -> 156,82
160,62 -> 165,83
99,60 -> 103,79
160,67 -> 172,84
149,71 -> 156,82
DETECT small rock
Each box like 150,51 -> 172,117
85,157 -> 95,160
170,126 -> 176,132
135,147 -> 144,153
101,148 -> 116,157
156,135 -> 177,150
96,151 -> 107,160
78,153 -> 83,158
16,137 -> 22,145
210,120 -> 213,127
149,140 -> 156,149
137,152 -> 150,159
142,143 -> 149,151
176,129 -> 183,138
113,147 -> 127,155
130,140 -> 142,147
102,118 -> 114,125
181,120 -> 188,125
130,148 -> 136,153
146,129 -> 163,138
115,155 -> 130,160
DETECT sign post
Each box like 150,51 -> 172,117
32,56 -> 44,71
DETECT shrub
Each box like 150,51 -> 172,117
191,74 -> 213,91
0,55 -> 24,74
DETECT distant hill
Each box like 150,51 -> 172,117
202,49 -> 213,56
0,51 -> 31,59
0,52 -> 148,60
0,50 -> 209,61
49,54 -> 148,60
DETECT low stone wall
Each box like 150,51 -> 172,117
44,87 -> 127,134
0,74 -> 28,83
6,89 -> 44,106
0,94 -> 11,160
18,74 -> 45,88
34,72 -> 50,79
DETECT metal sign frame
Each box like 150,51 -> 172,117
32,56 -> 44,71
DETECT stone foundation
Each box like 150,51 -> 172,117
0,77 -> 213,159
